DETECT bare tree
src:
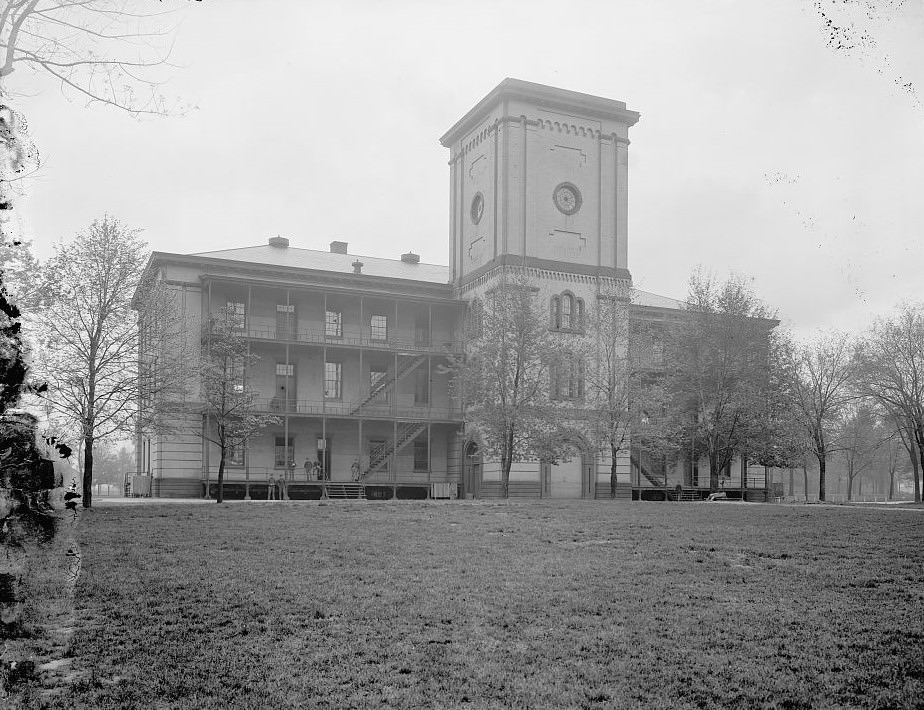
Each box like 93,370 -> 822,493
197,306 -> 278,504
780,331 -> 854,502
662,270 -> 778,491
455,273 -> 563,499
32,215 -> 185,507
854,304 -> 924,503
0,0 -> 192,115
583,288 -> 633,497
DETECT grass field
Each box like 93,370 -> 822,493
29,501 -> 924,708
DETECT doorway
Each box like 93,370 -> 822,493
463,441 -> 482,499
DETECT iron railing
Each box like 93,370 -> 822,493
238,323 -> 463,354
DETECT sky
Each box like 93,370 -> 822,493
9,0 -> 924,339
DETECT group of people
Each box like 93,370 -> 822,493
265,457 -> 364,499
299,457 -> 363,482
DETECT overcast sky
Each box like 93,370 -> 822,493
11,0 -> 924,339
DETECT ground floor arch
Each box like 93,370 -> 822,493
541,436 -> 595,499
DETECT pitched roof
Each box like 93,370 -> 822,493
631,288 -> 686,311
191,244 -> 450,284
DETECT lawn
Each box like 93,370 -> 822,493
28,501 -> 924,708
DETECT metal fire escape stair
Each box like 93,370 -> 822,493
631,450 -> 698,501
350,355 -> 426,416
364,422 -> 427,476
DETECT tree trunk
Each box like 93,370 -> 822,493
846,468 -> 853,501
501,430 -> 514,499
217,448 -> 226,503
82,435 -> 94,508
915,432 -> 924,503
708,451 -> 719,492
610,444 -> 618,498
788,467 -> 794,497
817,452 -> 826,502
912,443 -> 921,503
802,461 -> 808,502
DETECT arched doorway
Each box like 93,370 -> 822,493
462,441 -> 482,499
541,438 -> 594,499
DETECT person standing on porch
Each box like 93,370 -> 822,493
351,458 -> 361,482
267,474 -> 276,500
304,457 -> 313,481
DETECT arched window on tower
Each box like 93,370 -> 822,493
575,298 -> 584,330
561,294 -> 573,329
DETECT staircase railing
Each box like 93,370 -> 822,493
350,355 -> 426,416
365,422 -> 426,475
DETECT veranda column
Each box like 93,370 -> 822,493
204,279 -> 212,498
245,284 -> 252,500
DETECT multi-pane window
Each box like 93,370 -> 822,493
228,442 -> 245,467
227,301 -> 246,331
415,316 -> 430,346
414,367 -> 429,405
651,343 -> 664,367
274,437 -> 294,469
324,361 -> 342,399
414,438 -> 429,472
550,293 -> 584,331
275,363 -> 294,377
325,310 -> 342,337
561,294 -> 573,329
225,357 -> 246,393
370,314 -> 388,341
552,357 -> 585,401
370,368 -> 388,402
276,304 -> 295,340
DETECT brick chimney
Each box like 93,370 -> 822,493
268,236 -> 289,248
329,241 -> 348,254
401,252 -> 420,264
352,260 -> 364,274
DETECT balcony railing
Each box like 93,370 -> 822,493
251,396 -> 462,421
237,324 -> 463,354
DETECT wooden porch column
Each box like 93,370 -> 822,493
244,284 -> 252,500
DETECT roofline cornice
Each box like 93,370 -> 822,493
440,78 -> 640,147
142,252 -> 457,303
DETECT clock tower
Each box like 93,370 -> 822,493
440,79 -> 640,288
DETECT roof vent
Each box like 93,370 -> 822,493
268,236 -> 289,248
401,252 -> 420,264
352,259 -> 364,274
329,241 -> 348,254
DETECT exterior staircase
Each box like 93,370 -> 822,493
631,451 -> 704,502
364,422 -> 426,476
631,450 -> 668,489
323,482 -> 366,499
350,355 -> 426,416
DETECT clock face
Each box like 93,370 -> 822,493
553,182 -> 582,216
470,192 -> 485,225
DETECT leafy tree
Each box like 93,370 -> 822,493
456,273 -> 564,499
0,235 -> 39,307
661,271 -> 778,491
31,216 -> 183,507
838,403 -> 885,501
779,331 -> 854,502
854,304 -> 924,503
198,306 -> 278,504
